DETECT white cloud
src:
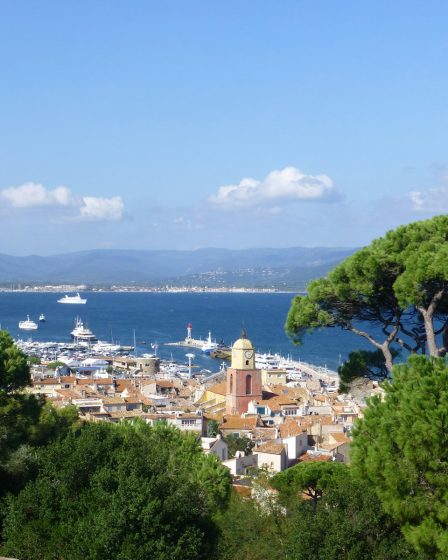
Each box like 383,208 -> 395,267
208,166 -> 339,209
0,182 -> 126,222
79,196 -> 124,221
0,182 -> 74,208
409,186 -> 448,213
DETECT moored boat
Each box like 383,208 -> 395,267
57,293 -> 87,304
19,315 -> 38,331
71,317 -> 97,342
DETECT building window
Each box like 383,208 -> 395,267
181,419 -> 197,426
245,374 -> 252,395
230,374 -> 233,393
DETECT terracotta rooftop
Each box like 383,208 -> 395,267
207,382 -> 227,396
254,442 -> 285,455
33,378 -> 60,385
103,397 -> 126,405
114,379 -> 135,393
299,452 -> 332,463
329,432 -> 351,444
252,427 -> 278,441
93,377 -> 114,385
55,388 -> 83,400
60,376 -> 76,383
108,410 -> 144,419
279,419 -> 306,439
220,416 -> 259,431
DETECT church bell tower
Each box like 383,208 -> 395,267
226,331 -> 262,415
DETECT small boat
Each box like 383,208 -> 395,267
57,293 -> 87,304
39,313 -> 46,322
19,316 -> 38,331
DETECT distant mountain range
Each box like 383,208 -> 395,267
0,247 -> 356,289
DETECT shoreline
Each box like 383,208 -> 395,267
0,287 -> 299,294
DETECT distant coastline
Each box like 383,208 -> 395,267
0,284 -> 301,294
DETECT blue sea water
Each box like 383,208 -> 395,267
0,292 -> 375,371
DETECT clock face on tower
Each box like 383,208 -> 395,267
245,350 -> 254,359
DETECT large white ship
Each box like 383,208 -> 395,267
71,317 -> 97,342
19,315 -> 38,331
57,293 -> 87,304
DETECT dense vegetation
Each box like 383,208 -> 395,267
352,355 -> 448,559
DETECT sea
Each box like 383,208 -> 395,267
0,291 -> 375,372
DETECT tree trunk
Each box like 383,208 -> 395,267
349,324 -> 398,373
440,325 -> 448,357
381,343 -> 394,373
422,312 -> 439,357
418,289 -> 446,357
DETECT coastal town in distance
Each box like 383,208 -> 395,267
24,316 -> 363,476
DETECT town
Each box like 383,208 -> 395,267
24,327 -> 381,488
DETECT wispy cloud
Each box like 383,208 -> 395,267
0,182 -> 125,222
208,166 -> 340,209
409,186 -> 448,213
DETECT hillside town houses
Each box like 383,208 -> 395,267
27,333 -> 375,483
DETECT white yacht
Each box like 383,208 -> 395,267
39,313 -> 46,322
255,353 -> 281,370
71,318 -> 97,342
57,293 -> 87,304
19,316 -> 38,331
201,331 -> 219,354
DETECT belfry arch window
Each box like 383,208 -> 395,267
230,374 -> 233,393
245,374 -> 252,395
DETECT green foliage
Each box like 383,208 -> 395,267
215,492 -> 286,560
0,330 -> 32,392
380,215 -> 448,310
30,403 -> 80,446
0,332 -> 45,467
1,421 -> 231,560
351,355 -> 448,558
219,461 -> 422,560
281,467 -> 423,560
27,356 -> 41,365
338,349 -> 398,391
286,215 -> 448,371
223,434 -> 253,458
46,361 -> 67,370
207,419 -> 219,437
0,402 -> 80,498
272,461 -> 349,510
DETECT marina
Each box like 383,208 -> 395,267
0,291 -> 366,372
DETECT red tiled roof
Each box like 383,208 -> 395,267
254,442 -> 285,455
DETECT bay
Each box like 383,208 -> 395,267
0,292 -> 375,371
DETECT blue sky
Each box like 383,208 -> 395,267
0,0 -> 447,255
